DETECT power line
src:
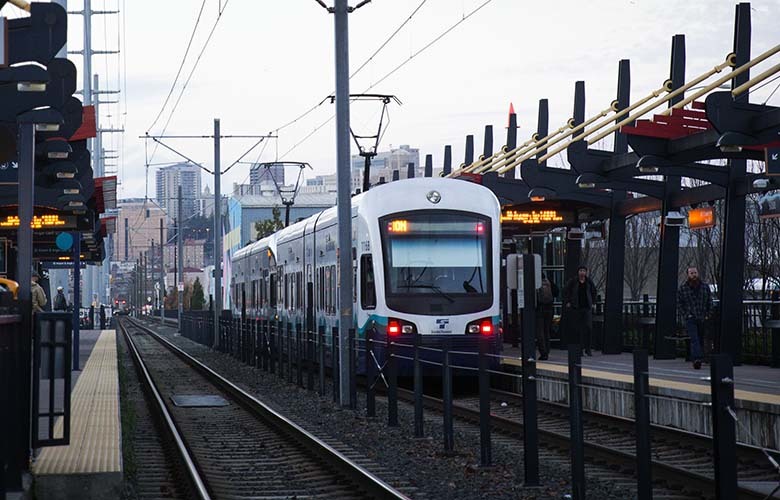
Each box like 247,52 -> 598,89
350,0 -> 429,79
278,0 -> 494,159
148,0 -> 231,164
365,0 -> 494,92
270,0 -> 430,140
146,0 -> 208,133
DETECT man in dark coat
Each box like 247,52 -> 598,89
535,273 -> 558,360
677,266 -> 713,370
563,266 -> 597,356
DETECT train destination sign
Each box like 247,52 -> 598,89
500,209 -> 575,226
0,214 -> 77,230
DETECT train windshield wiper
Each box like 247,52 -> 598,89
404,284 -> 454,303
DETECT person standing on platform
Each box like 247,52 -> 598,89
677,266 -> 713,370
31,272 -> 47,313
535,273 -> 558,360
54,286 -> 68,311
563,266 -> 597,356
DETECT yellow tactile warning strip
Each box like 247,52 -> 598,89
34,330 -> 122,474
501,356 -> 780,406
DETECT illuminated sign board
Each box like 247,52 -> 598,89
688,207 -> 716,230
0,214 -> 77,230
500,209 -> 575,225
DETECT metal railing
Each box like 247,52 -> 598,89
577,298 -> 779,365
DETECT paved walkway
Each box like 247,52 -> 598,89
500,345 -> 780,404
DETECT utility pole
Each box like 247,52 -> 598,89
68,2 -> 121,308
178,185 -> 184,331
334,0 -> 354,406
160,218 -> 165,326
213,119 -> 222,347
141,125 -> 274,342
151,239 -> 155,314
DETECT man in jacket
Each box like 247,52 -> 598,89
54,286 -> 68,311
535,273 -> 558,360
31,272 -> 47,313
563,266 -> 597,356
677,266 -> 713,370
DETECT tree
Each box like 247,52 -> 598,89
164,286 -> 177,309
190,277 -> 206,310
254,206 -> 285,239
624,212 -> 660,300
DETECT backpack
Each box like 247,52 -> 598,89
538,279 -> 553,305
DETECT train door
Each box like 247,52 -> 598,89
358,254 -> 376,332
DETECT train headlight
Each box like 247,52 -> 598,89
401,324 -> 414,334
468,324 -> 480,334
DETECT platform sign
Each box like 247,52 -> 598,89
0,18 -> 8,68
55,232 -> 74,251
505,253 -> 542,309
688,207 -> 716,230
0,214 -> 78,230
501,208 -> 575,226
766,147 -> 780,176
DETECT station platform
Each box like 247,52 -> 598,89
500,346 -> 780,451
31,329 -> 122,500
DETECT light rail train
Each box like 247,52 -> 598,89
231,177 -> 502,373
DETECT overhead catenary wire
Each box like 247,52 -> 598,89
146,0 -> 208,133
278,0 -> 494,159
148,0 -> 231,165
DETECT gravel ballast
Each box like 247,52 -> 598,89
138,321 -> 642,500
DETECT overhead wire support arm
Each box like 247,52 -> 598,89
325,93 -> 401,192
314,0 -> 371,13
141,134 -> 213,174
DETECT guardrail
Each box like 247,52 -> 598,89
582,299 -> 779,365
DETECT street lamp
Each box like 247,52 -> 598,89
528,187 -> 555,202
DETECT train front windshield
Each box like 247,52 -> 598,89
380,212 -> 492,314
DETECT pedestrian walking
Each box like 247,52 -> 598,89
31,271 -> 47,313
677,266 -> 713,370
535,273 -> 558,360
53,286 -> 68,311
563,266 -> 597,356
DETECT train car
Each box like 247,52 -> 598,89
231,177 -> 502,374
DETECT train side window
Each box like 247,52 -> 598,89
269,274 -> 277,307
360,254 -> 376,310
330,265 -> 339,314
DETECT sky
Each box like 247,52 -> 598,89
2,0 -> 779,202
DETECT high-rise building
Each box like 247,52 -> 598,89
250,162 -> 285,186
351,144 -> 420,190
156,163 -> 202,218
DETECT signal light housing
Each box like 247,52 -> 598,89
466,317 -> 495,335
388,320 -> 401,336
387,318 -> 417,336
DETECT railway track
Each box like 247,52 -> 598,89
119,317 -> 410,500
394,386 -> 779,499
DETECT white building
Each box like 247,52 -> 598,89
156,163 -> 202,218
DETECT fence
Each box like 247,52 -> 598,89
168,313 -> 776,500
569,298 -> 780,365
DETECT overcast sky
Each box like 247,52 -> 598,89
2,0 -> 778,200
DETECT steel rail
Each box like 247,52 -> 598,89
126,317 -> 410,500
118,319 -> 212,500
393,386 -> 771,499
